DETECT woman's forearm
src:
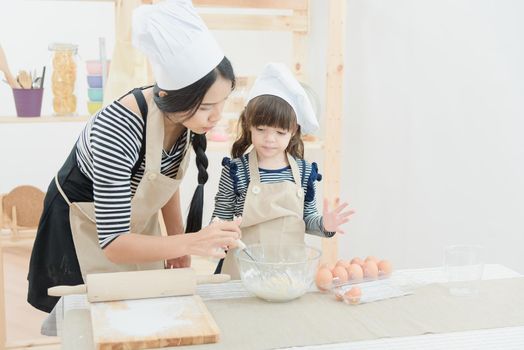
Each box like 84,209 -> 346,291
103,233 -> 190,264
161,190 -> 185,235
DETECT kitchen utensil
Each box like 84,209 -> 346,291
48,268 -> 230,302
237,243 -> 321,302
99,37 -> 107,90
17,70 -> 32,89
39,66 -> 46,88
0,44 -> 20,88
236,238 -> 256,263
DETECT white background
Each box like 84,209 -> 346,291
0,0 -> 523,273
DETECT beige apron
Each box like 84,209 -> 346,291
222,150 -> 306,279
55,97 -> 192,280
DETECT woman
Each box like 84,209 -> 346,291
28,0 -> 240,313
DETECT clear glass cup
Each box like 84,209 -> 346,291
444,245 -> 484,296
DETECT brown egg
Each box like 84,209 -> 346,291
315,267 -> 333,290
334,290 -> 344,301
344,286 -> 362,305
335,259 -> 351,270
332,266 -> 349,284
378,260 -> 392,276
365,256 -> 379,263
350,257 -> 363,267
363,261 -> 379,279
319,262 -> 335,271
347,263 -> 364,281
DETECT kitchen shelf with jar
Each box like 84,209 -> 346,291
0,115 -> 90,124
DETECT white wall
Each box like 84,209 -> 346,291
339,0 -> 524,273
1,1 -> 523,273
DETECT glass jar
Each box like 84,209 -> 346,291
49,43 -> 78,115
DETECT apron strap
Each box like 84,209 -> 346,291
287,153 -> 303,190
130,88 -> 149,177
248,150 -> 261,184
54,175 -> 96,223
54,175 -> 72,206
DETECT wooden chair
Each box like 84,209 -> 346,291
0,186 -> 57,349
0,185 -> 45,237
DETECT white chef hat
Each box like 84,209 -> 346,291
246,62 -> 319,134
132,0 -> 224,90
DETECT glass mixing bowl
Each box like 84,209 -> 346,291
236,243 -> 321,302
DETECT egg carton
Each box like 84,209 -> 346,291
330,275 -> 419,305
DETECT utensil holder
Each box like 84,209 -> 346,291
12,88 -> 44,117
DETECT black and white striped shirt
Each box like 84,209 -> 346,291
75,100 -> 190,248
212,155 -> 334,237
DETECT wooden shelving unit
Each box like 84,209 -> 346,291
0,116 -> 90,124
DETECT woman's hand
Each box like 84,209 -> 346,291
165,255 -> 191,269
186,220 -> 241,258
322,198 -> 355,234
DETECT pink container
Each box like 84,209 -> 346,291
86,60 -> 110,75
12,88 -> 44,117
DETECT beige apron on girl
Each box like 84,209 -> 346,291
222,150 -> 306,279
55,97 -> 192,280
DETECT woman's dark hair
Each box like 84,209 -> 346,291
154,56 -> 235,234
231,95 -> 304,159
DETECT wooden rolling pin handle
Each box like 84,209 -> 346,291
48,284 -> 87,297
196,274 -> 230,284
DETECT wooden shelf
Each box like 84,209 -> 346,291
207,139 -> 323,152
0,116 -> 90,124
0,115 -> 323,150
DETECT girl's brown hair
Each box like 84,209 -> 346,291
231,95 -> 304,158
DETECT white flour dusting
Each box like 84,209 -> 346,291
94,297 -> 195,337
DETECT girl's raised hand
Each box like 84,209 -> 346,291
322,198 -> 355,234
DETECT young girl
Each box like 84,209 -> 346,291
212,63 -> 354,278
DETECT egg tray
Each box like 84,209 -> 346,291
328,276 -> 413,306
331,274 -> 391,289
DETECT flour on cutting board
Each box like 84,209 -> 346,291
91,296 -> 197,338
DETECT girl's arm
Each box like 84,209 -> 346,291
211,160 -> 237,221
303,163 -> 354,236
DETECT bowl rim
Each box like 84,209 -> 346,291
235,243 -> 321,266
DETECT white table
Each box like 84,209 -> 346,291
58,264 -> 523,349
286,264 -> 524,350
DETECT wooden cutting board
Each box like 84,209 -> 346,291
90,295 -> 219,350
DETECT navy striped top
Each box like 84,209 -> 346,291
212,155 -> 334,237
75,100 -> 190,248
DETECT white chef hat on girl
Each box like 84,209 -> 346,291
246,62 -> 319,134
132,0 -> 224,90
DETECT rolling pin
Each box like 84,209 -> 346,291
48,268 -> 230,303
